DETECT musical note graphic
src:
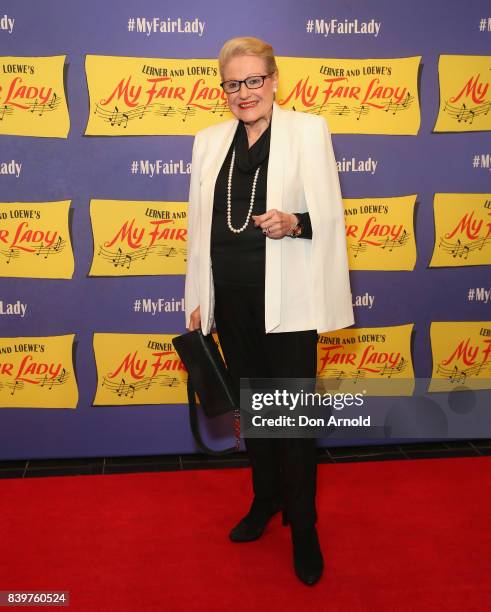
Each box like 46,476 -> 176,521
208,100 -> 229,116
438,235 -> 490,260
94,102 -> 186,126
110,247 -> 132,269
27,93 -> 62,117
161,376 -> 178,388
153,104 -> 177,119
177,105 -> 197,122
1,248 -> 20,264
300,97 -> 414,121
48,93 -> 58,109
383,93 -> 414,115
137,105 -> 150,119
7,380 -> 24,396
117,378 -> 135,399
353,104 -> 370,121
52,236 -> 64,252
436,358 -> 490,383
37,368 -> 69,390
449,366 -> 467,384
305,104 -> 329,116
101,373 -> 181,399
380,358 -> 407,378
34,237 -> 67,259
1,97 -> 61,122
1,240 -> 66,263
97,243 -> 180,269
380,230 -> 410,252
332,103 -> 350,116
350,242 -> 368,258
443,100 -> 490,125
108,106 -> 129,128
94,104 -> 131,128
0,104 -> 14,121
349,231 -> 410,257
37,238 -> 67,258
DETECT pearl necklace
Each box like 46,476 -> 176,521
227,148 -> 261,234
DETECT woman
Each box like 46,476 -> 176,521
185,36 -> 354,586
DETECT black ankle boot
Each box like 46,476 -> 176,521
291,525 -> 324,585
229,500 -> 282,543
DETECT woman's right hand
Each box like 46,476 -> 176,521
188,306 -> 201,331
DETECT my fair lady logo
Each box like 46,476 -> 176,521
445,210 -> 491,242
104,218 -> 186,250
441,337 -> 491,369
441,72 -> 491,126
449,74 -> 489,106
318,343 -> 405,375
281,75 -> 409,109
0,76 -> 53,108
98,76 -> 227,110
108,348 -> 185,380
0,220 -> 60,252
436,334 -> 491,383
0,354 -> 65,385
345,215 -> 406,246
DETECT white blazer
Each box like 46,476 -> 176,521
185,101 -> 355,335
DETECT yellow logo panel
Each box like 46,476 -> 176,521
89,200 -> 187,276
93,333 -> 187,405
0,201 -> 74,278
0,335 -> 78,408
0,56 -> 69,138
317,324 -> 414,395
434,55 -> 491,132
344,195 -> 416,270
429,322 -> 491,392
429,194 -> 491,267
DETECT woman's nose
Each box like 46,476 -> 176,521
237,82 -> 251,98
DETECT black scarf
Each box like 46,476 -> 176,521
233,115 -> 272,173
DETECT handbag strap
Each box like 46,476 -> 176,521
187,378 -> 241,456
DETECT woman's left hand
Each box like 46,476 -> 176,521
252,210 -> 298,239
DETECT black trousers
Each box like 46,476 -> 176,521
213,283 -> 319,529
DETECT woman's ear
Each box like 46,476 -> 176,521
272,70 -> 279,92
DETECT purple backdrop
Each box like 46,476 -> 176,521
0,0 -> 489,458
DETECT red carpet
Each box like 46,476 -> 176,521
1,457 -> 490,612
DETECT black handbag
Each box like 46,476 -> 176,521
172,329 -> 240,455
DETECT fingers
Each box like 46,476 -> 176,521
253,210 -> 295,238
253,209 -> 280,230
252,210 -> 275,227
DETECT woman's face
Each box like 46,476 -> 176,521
222,54 -> 278,124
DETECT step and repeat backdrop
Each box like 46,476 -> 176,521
0,0 -> 490,459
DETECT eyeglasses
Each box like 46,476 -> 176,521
220,73 -> 274,94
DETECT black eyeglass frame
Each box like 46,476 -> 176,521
220,73 -> 275,94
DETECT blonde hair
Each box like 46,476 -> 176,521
218,36 -> 278,80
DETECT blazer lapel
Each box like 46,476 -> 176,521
265,101 -> 285,332
199,117 -> 238,331
200,117 -> 238,234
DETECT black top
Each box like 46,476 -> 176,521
210,117 -> 312,287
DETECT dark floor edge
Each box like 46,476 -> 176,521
1,440 -> 490,479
